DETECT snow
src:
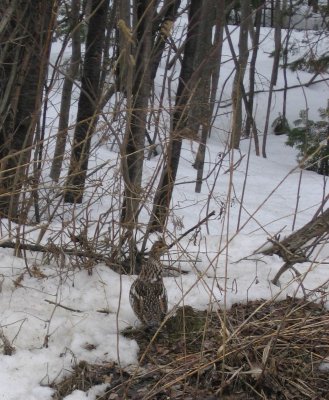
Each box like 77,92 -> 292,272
0,22 -> 328,400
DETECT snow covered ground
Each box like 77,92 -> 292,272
0,23 -> 328,400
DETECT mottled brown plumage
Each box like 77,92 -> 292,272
129,240 -> 168,328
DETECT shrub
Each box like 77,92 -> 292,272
286,107 -> 329,176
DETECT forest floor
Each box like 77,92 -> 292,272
52,298 -> 329,399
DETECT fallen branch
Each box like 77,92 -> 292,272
259,209 -> 329,285
261,208 -> 329,259
0,240 -> 121,269
45,299 -> 83,313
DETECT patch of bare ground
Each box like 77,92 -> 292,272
51,298 -> 329,399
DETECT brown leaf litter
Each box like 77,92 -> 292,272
51,298 -> 329,399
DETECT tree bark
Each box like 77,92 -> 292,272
64,0 -> 109,203
192,0 -> 216,193
0,0 -> 56,220
187,0 -> 215,138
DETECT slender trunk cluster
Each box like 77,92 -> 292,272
148,0 -> 203,231
64,0 -> 109,203
0,0 -> 56,220
50,0 -> 81,183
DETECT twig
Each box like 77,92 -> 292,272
45,299 -> 83,313
167,211 -> 216,250
312,192 -> 329,220
224,154 -> 245,174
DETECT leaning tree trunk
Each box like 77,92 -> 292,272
0,0 -> 56,220
262,208 -> 329,261
64,0 -> 109,203
148,0 -> 202,232
261,208 -> 329,284
50,0 -> 81,183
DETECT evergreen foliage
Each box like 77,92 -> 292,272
286,107 -> 329,175
288,53 -> 329,73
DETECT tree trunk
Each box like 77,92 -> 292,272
50,0 -> 81,182
0,0 -> 56,220
262,0 -> 281,158
99,1 -> 117,95
282,1 -> 293,121
64,0 -> 109,203
191,0 -> 216,193
150,0 -> 181,82
230,0 -> 250,150
245,1 -> 263,142
145,0 -> 182,160
115,0 -> 131,93
209,0 -> 225,133
187,0 -> 215,139
120,0 -> 157,229
148,0 -> 202,232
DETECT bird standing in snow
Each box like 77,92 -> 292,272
129,240 -> 168,329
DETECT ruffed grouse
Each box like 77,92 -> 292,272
129,240 -> 168,329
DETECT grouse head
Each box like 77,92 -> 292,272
149,239 -> 167,259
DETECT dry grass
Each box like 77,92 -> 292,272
52,298 -> 329,399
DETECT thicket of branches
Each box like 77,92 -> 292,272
0,0 -> 328,274
1,1 -> 329,398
